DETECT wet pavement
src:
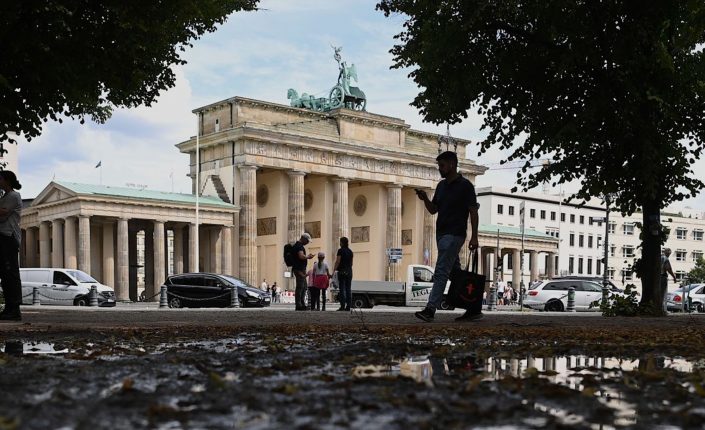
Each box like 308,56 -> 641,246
0,312 -> 704,429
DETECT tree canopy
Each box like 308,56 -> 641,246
378,0 -> 705,313
688,257 -> 705,283
0,0 -> 258,143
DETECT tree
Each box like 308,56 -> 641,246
0,0 -> 258,143
377,1 -> 705,314
688,257 -> 705,283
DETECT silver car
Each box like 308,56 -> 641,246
666,283 -> 705,312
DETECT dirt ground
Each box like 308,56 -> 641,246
0,309 -> 703,429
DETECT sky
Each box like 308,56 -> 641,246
16,0 -> 705,211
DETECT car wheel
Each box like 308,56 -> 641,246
439,297 -> 454,311
545,300 -> 565,312
168,296 -> 182,309
74,296 -> 89,306
697,303 -> 704,313
352,296 -> 368,309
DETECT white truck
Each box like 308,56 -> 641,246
345,264 -> 455,310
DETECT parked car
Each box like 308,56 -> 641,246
666,284 -> 705,312
551,276 -> 622,292
164,273 -> 271,308
523,279 -> 606,312
19,268 -> 116,307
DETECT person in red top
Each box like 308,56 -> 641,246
310,252 -> 331,310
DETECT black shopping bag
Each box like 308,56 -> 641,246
448,250 -> 485,313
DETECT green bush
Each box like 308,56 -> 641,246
590,284 -> 641,317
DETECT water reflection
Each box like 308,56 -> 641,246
1,341 -> 69,355
353,353 -> 698,428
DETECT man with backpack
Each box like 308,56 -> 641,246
285,233 -> 315,311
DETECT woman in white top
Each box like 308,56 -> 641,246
0,171 -> 22,321
310,252 -> 331,310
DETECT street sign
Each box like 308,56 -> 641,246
386,248 -> 403,256
590,217 -> 606,223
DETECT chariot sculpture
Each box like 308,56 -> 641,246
287,46 -> 367,112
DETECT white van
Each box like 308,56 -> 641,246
19,268 -> 116,307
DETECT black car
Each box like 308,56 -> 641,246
164,273 -> 271,308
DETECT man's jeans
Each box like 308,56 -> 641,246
427,234 -> 465,310
294,272 -> 308,309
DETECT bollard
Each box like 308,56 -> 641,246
488,285 -> 497,311
229,285 -> 240,308
89,285 -> 99,307
32,286 -> 40,306
567,287 -> 576,312
159,285 -> 168,309
601,285 -> 610,307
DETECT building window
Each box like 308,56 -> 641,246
676,228 -> 687,240
587,258 -> 593,275
622,268 -> 633,281
561,213 -> 566,222
569,233 -> 575,246
610,245 -> 616,257
569,257 -> 575,274
607,268 -> 615,280
623,246 -> 635,258
608,222 -> 616,234
498,204 -> 504,215
550,211 -> 556,221
214,118 -> 220,132
693,251 -> 703,262
596,260 -> 602,275
570,214 -> 575,223
540,210 -> 546,220
508,206 -> 515,216
578,258 -> 584,274
530,209 -> 536,218
675,271 -> 687,282
694,230 -> 704,241
597,235 -> 602,248
623,223 -> 635,236
588,235 -> 593,248
588,217 -> 593,226
579,215 -> 585,224
675,250 -> 687,262
578,234 -> 584,247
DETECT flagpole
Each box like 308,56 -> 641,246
195,114 -> 200,273
100,164 -> 102,185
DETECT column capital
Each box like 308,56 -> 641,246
287,170 -> 307,177
331,176 -> 350,183
386,183 -> 403,190
238,164 -> 259,171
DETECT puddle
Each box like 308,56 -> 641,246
1,341 -> 69,355
353,354 -> 701,429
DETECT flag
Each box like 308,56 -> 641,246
95,161 -> 101,168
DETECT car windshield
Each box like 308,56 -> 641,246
219,275 -> 252,289
66,270 -> 98,283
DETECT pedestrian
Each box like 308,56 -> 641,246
414,151 -> 480,322
661,248 -> 677,311
292,233 -> 315,311
504,284 -> 514,306
271,282 -> 279,303
333,236 -> 354,311
0,171 -> 23,321
261,278 -> 268,291
310,252 -> 331,310
496,276 -> 507,306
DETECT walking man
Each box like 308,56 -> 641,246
661,248 -> 677,312
292,233 -> 315,311
414,151 -> 480,322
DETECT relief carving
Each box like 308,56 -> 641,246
402,229 -> 413,246
304,221 -> 321,239
351,226 -> 370,243
353,195 -> 367,217
304,189 -> 314,211
256,184 -> 269,207
256,217 -> 277,236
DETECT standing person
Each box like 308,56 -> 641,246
496,276 -> 507,306
0,171 -> 22,321
260,278 -> 268,291
414,151 -> 480,322
310,252 -> 331,310
292,233 -> 314,311
661,248 -> 677,311
333,237 -> 354,311
271,282 -> 279,303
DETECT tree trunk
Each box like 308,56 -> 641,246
639,199 -> 665,315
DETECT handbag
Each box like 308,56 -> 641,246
447,249 -> 486,313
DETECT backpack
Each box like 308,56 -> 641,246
283,243 -> 296,267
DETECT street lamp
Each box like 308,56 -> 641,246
195,113 -> 200,273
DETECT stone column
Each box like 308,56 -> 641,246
386,184 -> 402,281
51,219 -> 64,267
116,218 -> 129,301
222,226 -> 233,275
475,246 -> 483,275
102,222 -> 115,287
153,221 -> 166,295
512,248 -> 522,290
529,250 -> 539,282
287,171 -> 306,243
63,217 -> 77,269
212,227 -> 222,273
25,227 -> 37,267
78,215 -> 91,274
239,165 -> 258,285
422,188 -> 437,267
173,226 -> 184,274
39,222 -> 51,267
331,177 -> 349,253
189,223 -> 198,272
547,252 -> 556,278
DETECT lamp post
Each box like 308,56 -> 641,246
195,113 -> 200,273
602,194 -> 611,305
